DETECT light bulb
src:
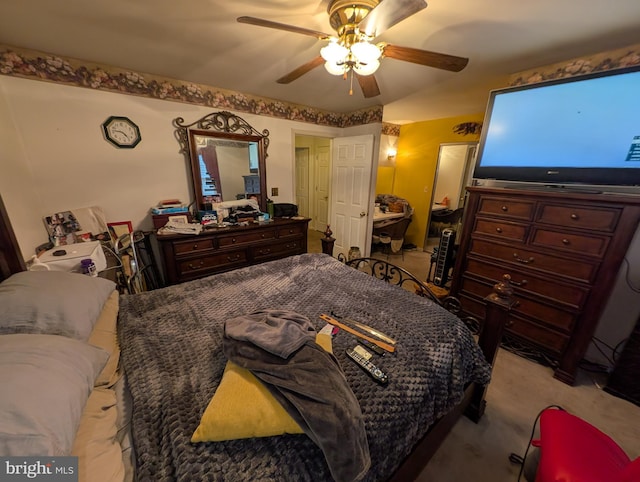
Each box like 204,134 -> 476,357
353,59 -> 380,76
351,41 -> 382,63
324,61 -> 346,76
321,42 -> 348,63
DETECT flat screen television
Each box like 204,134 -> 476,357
473,65 -> 640,193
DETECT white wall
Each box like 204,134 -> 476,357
0,75 -> 351,258
586,225 -> 640,367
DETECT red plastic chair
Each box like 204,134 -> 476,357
532,408 -> 640,482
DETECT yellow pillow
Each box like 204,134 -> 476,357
191,333 -> 333,442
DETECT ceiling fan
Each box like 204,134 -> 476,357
237,0 -> 468,98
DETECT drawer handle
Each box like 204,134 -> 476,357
192,244 -> 198,250
261,234 -> 265,238
501,206 -> 508,212
570,213 -> 579,220
510,278 -> 528,287
513,253 -> 535,264
231,238 -> 237,243
227,254 -> 241,261
562,238 -> 570,245
506,320 -> 515,328
289,229 -> 294,234
258,248 -> 271,255
188,261 -> 204,270
495,227 -> 503,233
286,243 -> 296,249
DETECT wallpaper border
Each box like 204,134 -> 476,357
0,44 -> 394,129
509,42 -> 640,86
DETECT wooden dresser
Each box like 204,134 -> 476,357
451,186 -> 640,384
157,218 -> 309,285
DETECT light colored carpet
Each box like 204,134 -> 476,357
417,348 -> 640,481
307,229 -> 640,481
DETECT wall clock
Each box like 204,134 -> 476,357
102,116 -> 142,149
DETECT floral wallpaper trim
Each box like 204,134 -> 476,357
509,42 -> 640,86
382,122 -> 400,137
0,44 -> 383,128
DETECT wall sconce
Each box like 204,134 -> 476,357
387,148 -> 397,162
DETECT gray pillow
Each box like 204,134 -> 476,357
0,271 -> 116,341
0,334 -> 109,456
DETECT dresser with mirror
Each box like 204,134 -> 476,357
157,111 -> 309,285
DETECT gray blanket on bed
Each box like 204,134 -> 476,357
118,253 -> 491,481
224,310 -> 370,482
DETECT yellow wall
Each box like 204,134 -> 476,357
375,166 -> 395,194
392,113 -> 484,248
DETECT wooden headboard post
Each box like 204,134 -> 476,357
0,195 -> 26,281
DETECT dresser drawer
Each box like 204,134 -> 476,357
507,315 -> 569,354
278,224 -> 306,238
460,276 -> 576,332
252,239 -> 304,260
178,250 -> 247,276
473,218 -> 528,242
477,196 -> 535,221
470,238 -> 598,283
464,258 -> 589,307
218,229 -> 277,247
536,203 -> 620,232
173,238 -> 214,255
459,295 -> 569,354
531,227 -> 609,257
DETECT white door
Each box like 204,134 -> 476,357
315,141 -> 331,231
295,147 -> 310,219
330,135 -> 374,259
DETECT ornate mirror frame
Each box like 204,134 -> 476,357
173,111 -> 270,212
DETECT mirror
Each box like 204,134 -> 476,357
424,142 -> 477,250
174,112 -> 269,211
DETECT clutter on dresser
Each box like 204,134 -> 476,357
158,220 -> 203,236
150,199 -> 193,228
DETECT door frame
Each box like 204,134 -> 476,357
293,131 -> 335,232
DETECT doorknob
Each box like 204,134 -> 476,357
360,212 -> 366,217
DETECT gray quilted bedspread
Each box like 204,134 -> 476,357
118,253 -> 491,482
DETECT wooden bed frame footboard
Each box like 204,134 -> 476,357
345,257 -> 515,481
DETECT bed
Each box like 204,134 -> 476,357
0,196 -> 513,482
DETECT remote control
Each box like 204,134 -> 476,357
346,347 -> 389,385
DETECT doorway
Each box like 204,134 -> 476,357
295,135 -> 331,232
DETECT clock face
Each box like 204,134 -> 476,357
102,116 -> 141,148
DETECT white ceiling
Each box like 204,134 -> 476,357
1,0 -> 640,124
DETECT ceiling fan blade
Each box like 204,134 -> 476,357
382,44 -> 469,72
277,56 -> 325,84
356,74 -> 381,98
237,16 -> 332,40
358,0 -> 427,38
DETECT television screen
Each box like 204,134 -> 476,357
474,65 -> 640,191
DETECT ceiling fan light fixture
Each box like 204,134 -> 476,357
324,61 -> 347,76
320,41 -> 349,63
353,59 -> 380,76
351,40 -> 382,63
